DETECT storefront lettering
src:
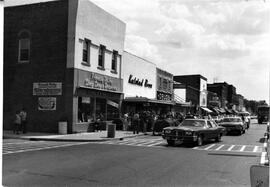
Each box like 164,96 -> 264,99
33,82 -> 62,95
84,73 -> 118,91
128,75 -> 152,88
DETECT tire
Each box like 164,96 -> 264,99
167,140 -> 175,146
215,134 -> 221,142
197,135 -> 203,146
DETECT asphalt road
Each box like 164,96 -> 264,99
3,119 -> 267,187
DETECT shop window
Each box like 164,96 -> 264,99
107,100 -> 119,120
98,45 -> 105,69
96,98 -> 106,120
111,50 -> 118,73
18,31 -> 31,63
82,39 -> 90,65
78,97 -> 94,122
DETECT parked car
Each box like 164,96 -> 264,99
212,116 -> 221,124
162,119 -> 225,146
219,117 -> 246,135
153,118 -> 179,135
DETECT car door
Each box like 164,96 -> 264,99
205,121 -> 214,140
209,120 -> 220,137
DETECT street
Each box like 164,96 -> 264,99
2,120 -> 267,187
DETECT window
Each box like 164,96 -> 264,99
82,40 -> 90,65
111,50 -> 118,72
18,38 -> 30,62
98,45 -> 105,69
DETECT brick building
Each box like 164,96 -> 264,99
173,74 -> 208,113
4,0 -> 126,133
207,82 -> 229,108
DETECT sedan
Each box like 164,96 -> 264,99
162,119 -> 225,146
219,117 -> 246,135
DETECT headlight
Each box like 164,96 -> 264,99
164,129 -> 171,134
185,131 -> 192,135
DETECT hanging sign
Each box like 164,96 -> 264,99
107,100 -> 119,108
38,97 -> 56,110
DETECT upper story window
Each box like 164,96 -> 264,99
111,50 -> 118,72
82,39 -> 90,66
18,30 -> 31,63
98,45 -> 105,69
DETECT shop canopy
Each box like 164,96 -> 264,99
218,108 -> 226,114
124,97 -> 176,105
211,107 -> 220,114
200,107 -> 213,113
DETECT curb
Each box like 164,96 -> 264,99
3,133 -> 146,142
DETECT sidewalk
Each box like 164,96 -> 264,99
3,130 -> 145,142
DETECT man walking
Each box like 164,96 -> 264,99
20,108 -> 27,133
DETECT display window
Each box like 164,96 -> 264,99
78,97 -> 94,122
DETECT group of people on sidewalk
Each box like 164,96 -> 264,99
13,108 -> 27,134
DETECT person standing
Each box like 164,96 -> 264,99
14,110 -> 21,134
20,108 -> 27,133
132,113 -> 140,134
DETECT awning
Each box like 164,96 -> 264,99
200,107 -> 213,113
211,107 -> 220,114
218,108 -> 226,114
225,108 -> 233,114
124,97 -> 175,105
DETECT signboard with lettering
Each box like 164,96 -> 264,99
38,97 -> 56,110
107,100 -> 119,108
33,82 -> 62,95
128,74 -> 152,88
79,71 -> 122,92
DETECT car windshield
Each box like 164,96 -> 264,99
181,120 -> 205,127
222,118 -> 241,122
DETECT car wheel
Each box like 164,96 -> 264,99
167,140 -> 175,146
197,135 -> 203,146
215,134 -> 221,142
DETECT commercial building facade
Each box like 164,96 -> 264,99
173,74 -> 208,113
4,0 -> 126,133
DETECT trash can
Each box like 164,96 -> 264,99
58,121 -> 67,134
107,123 -> 116,138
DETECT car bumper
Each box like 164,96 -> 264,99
222,126 -> 242,132
162,135 -> 198,142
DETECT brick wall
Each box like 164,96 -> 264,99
4,1 -> 70,133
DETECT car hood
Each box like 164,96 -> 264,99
164,126 -> 203,131
219,122 -> 242,126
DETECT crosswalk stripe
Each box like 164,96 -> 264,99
227,145 -> 235,151
147,141 -> 164,147
204,144 -> 216,150
215,145 -> 224,151
239,145 -> 246,152
253,146 -> 258,152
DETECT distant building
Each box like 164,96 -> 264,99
173,74 -> 208,113
4,0 -> 126,133
235,94 -> 244,111
207,82 -> 229,108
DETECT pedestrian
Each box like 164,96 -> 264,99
20,108 -> 27,133
132,113 -> 140,134
14,110 -> 21,134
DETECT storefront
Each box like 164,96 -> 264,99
73,69 -> 123,132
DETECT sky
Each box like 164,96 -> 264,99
5,0 -> 270,102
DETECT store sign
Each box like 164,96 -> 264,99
157,92 -> 172,101
33,82 -> 62,95
83,72 -> 120,92
107,100 -> 119,108
128,75 -> 152,88
38,97 -> 56,110
82,97 -> 91,104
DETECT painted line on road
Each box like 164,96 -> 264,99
240,145 -> 246,152
227,145 -> 235,151
253,146 -> 258,152
215,145 -> 224,151
3,141 -> 46,145
204,144 -> 216,150
260,152 -> 267,165
147,141 -> 165,147
3,142 -> 90,155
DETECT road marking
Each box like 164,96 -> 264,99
227,145 -> 235,151
3,142 -> 89,155
240,145 -> 246,152
204,144 -> 216,150
147,141 -> 165,147
215,145 -> 224,151
260,152 -> 267,165
253,146 -> 258,152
